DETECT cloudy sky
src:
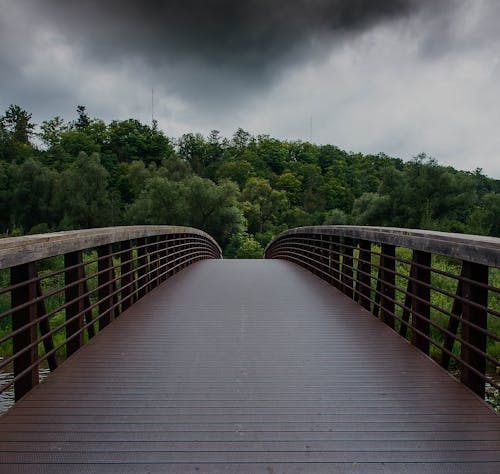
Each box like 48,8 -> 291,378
1,0 -> 499,177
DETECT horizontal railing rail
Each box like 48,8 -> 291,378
265,226 -> 500,400
0,226 -> 222,403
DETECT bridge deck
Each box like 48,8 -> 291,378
0,259 -> 498,473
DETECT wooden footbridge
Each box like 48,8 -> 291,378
0,226 -> 499,473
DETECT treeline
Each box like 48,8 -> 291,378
1,104 -> 499,257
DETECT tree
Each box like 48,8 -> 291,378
126,175 -> 245,248
11,159 -> 57,232
186,177 -> 245,247
225,233 -> 264,258
114,160 -> 153,204
351,192 -> 391,226
0,105 -> 36,162
275,171 -> 302,205
0,105 -> 35,144
54,152 -> 114,229
216,160 -> 254,188
39,116 -> 67,147
241,177 -> 288,234
466,192 -> 500,237
105,119 -> 173,165
323,209 -> 349,225
177,133 -> 209,176
74,105 -> 91,131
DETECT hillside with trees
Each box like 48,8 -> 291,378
1,104 -> 499,257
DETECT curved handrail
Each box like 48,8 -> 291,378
0,226 -> 222,405
266,225 -> 500,400
0,225 -> 222,269
266,226 -> 500,267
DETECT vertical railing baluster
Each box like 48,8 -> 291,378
11,262 -> 39,401
460,261 -> 488,398
411,250 -> 431,355
64,251 -> 85,357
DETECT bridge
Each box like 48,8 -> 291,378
0,225 -> 498,473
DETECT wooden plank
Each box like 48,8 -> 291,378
1,260 -> 499,473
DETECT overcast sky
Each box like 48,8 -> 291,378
1,0 -> 499,177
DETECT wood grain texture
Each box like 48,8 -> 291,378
0,259 -> 498,473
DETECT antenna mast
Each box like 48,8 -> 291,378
151,88 -> 154,127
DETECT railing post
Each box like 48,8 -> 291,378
356,240 -> 372,311
64,251 -> 85,358
460,261 -> 488,398
98,244 -> 114,330
411,250 -> 431,355
380,244 -> 396,329
120,240 -> 134,311
11,262 -> 39,401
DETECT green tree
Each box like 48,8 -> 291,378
11,159 -> 57,232
126,175 -> 245,248
54,152 -> 114,229
0,105 -> 36,162
323,209 -> 349,225
1,105 -> 35,145
105,119 -> 173,165
39,116 -> 67,147
351,192 -> 391,226
225,233 -> 264,258
466,192 -> 500,237
275,171 -> 302,205
241,177 -> 288,234
216,160 -> 254,188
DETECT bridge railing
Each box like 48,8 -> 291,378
265,226 -> 500,399
0,226 -> 221,402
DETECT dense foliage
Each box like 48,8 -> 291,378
1,104 -> 499,256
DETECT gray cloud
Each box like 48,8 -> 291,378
38,1 -> 420,62
1,0 -> 499,177
25,0 -> 428,102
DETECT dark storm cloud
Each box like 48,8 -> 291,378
34,1 -> 425,86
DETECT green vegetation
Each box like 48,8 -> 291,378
1,104 -> 499,256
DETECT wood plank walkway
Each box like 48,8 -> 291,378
0,259 -> 499,473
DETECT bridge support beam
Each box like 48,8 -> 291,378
460,261 -> 488,398
11,262 -> 39,401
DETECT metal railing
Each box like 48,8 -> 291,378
265,226 -> 500,399
0,226 -> 221,402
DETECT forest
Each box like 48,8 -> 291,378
1,104 -> 499,257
